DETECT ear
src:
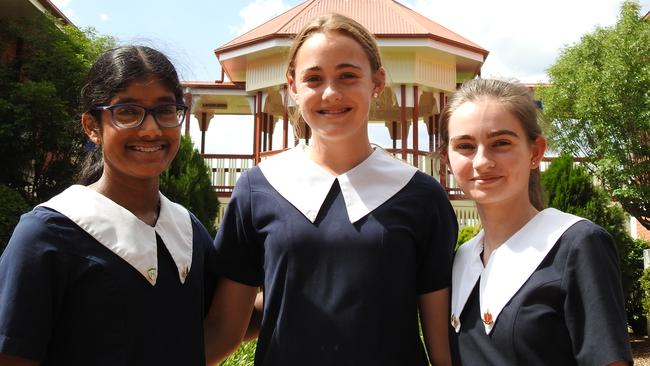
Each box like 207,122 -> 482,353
82,113 -> 102,145
372,67 -> 387,96
530,135 -> 547,169
287,74 -> 299,105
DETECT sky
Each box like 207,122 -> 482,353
51,0 -> 650,153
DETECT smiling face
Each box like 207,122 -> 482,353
83,77 -> 181,184
446,96 -> 545,209
287,30 -> 384,144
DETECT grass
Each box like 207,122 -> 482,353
220,340 -> 256,366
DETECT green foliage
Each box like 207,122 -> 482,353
542,154 -> 647,333
538,0 -> 650,230
456,225 -> 481,251
220,340 -> 256,366
0,13 -> 115,205
641,266 -> 650,322
0,185 -> 30,254
160,136 -> 219,236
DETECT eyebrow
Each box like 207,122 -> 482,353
449,129 -> 519,142
113,96 -> 177,104
301,63 -> 363,74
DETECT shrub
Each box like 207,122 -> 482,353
543,154 -> 646,333
641,267 -> 650,323
160,136 -> 219,236
456,225 -> 481,251
0,185 -> 30,254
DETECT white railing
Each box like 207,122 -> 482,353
202,154 -> 254,196
452,200 -> 481,229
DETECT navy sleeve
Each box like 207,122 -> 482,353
562,222 -> 633,365
0,209 -> 66,361
416,178 -> 457,294
213,170 -> 263,287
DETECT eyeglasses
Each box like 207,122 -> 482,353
93,103 -> 188,129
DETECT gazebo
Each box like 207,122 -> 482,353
182,0 -> 488,226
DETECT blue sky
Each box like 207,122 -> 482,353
52,0 -> 650,153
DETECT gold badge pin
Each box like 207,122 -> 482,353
147,268 -> 157,281
450,314 -> 459,328
482,310 -> 493,326
182,266 -> 190,280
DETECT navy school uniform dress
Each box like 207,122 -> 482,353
214,145 -> 458,366
0,185 -> 217,365
450,208 -> 633,365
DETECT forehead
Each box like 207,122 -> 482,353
294,31 -> 371,71
448,97 -> 525,136
111,77 -> 175,103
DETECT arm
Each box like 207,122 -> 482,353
243,291 -> 263,341
0,354 -> 39,366
419,288 -> 452,366
204,278 -> 258,365
562,223 -> 633,365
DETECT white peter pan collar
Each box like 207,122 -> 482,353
38,185 -> 193,286
450,208 -> 584,334
258,144 -> 417,223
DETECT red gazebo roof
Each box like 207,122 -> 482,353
215,0 -> 488,58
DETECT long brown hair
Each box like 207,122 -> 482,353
439,78 -> 545,210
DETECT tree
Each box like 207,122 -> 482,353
160,136 -> 219,236
0,13 -> 115,205
0,185 -> 29,254
542,154 -> 648,334
538,0 -> 650,229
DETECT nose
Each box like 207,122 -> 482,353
472,145 -> 494,171
137,112 -> 163,138
322,82 -> 342,102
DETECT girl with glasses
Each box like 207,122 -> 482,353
204,13 -> 456,366
443,79 -> 632,365
0,45 -> 217,365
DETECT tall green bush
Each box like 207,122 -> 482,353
542,154 -> 647,333
160,136 -> 219,236
0,185 -> 30,254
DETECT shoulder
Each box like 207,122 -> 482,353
13,206 -> 81,241
401,171 -> 448,200
558,220 -> 614,254
2,206 -> 85,264
555,219 -> 620,276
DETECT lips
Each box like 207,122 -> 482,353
471,175 -> 501,183
128,144 -> 165,153
317,107 -> 352,116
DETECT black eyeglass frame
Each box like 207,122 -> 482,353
92,103 -> 188,129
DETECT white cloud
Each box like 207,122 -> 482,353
99,13 -> 110,21
404,0 -> 626,82
51,0 -> 71,8
228,0 -> 291,35
50,0 -> 76,21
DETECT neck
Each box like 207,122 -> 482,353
477,198 -> 539,265
307,135 -> 373,175
89,173 -> 160,226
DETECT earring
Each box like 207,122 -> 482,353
373,92 -> 378,98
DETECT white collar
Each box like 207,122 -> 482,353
38,185 -> 193,286
450,208 -> 584,334
258,144 -> 417,223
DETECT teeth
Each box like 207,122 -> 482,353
131,146 -> 162,152
319,108 -> 349,114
